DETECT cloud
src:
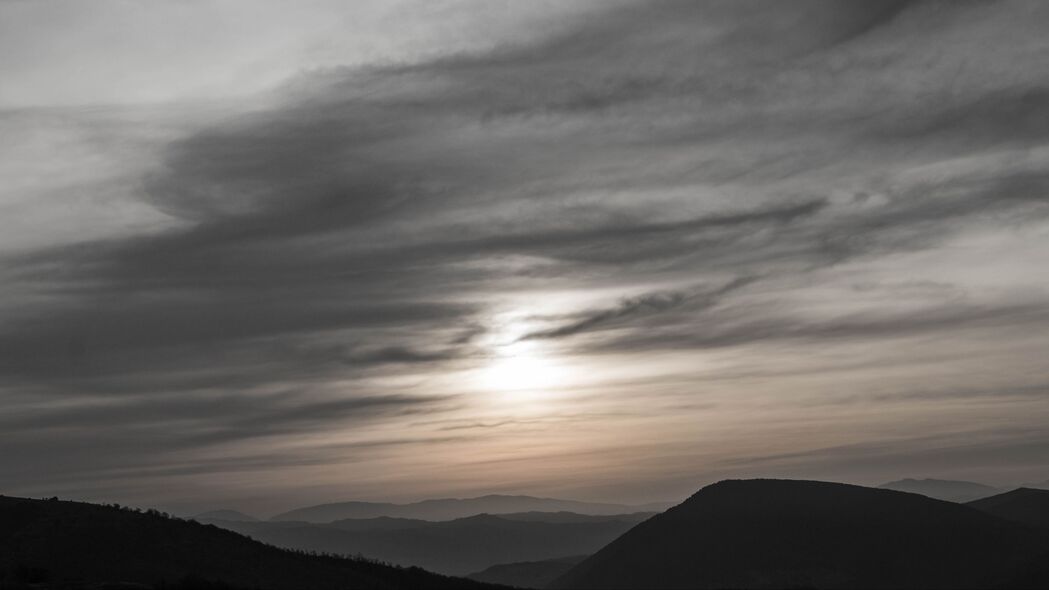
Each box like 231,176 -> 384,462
3,0 -> 1049,506
585,300 -> 1049,356
717,428 -> 1049,484
524,276 -> 757,340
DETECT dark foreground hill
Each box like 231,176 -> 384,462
551,479 -> 1049,589
270,494 -> 669,523
202,512 -> 647,575
0,495 -> 496,590
878,477 -> 999,502
969,488 -> 1049,528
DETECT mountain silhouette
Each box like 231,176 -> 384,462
467,555 -> 584,588
878,477 -> 999,502
551,479 -> 1049,589
0,495 -> 496,590
270,495 -> 669,523
968,488 -> 1049,529
193,509 -> 258,522
487,511 -> 655,524
330,516 -> 433,531
201,511 -> 646,576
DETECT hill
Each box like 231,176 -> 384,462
467,555 -> 584,588
551,479 -> 1049,589
270,495 -> 670,522
193,509 -> 258,522
495,511 -> 653,524
878,478 -> 999,502
203,512 -> 643,576
0,495 -> 495,590
968,488 -> 1049,528
330,516 -> 433,531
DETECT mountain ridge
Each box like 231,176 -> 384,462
0,494 -> 498,590
552,478 -> 1049,589
467,555 -> 584,588
202,511 -> 645,576
193,509 -> 258,522
877,477 -> 999,502
270,494 -> 671,523
968,487 -> 1049,529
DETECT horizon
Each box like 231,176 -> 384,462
11,475 -> 1044,520
180,474 -> 1047,519
3,1 -> 1049,520
6,477 -> 1049,590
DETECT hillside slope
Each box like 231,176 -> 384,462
968,488 -> 1049,528
467,555 -> 584,588
0,495 -> 495,590
552,479 -> 1049,589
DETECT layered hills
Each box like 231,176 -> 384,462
0,495 -> 494,590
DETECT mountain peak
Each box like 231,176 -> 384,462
968,486 -> 1049,528
553,478 -> 1048,589
878,477 -> 998,502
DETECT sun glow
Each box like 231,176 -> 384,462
478,339 -> 566,399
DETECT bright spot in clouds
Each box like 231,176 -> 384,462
478,339 -> 567,400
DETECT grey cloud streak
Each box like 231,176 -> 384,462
523,277 -> 758,340
584,300 -> 1049,355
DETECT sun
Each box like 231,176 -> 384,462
477,339 -> 565,396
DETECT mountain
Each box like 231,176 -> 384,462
193,509 -> 258,522
204,512 -> 644,576
198,515 -> 434,533
494,511 -> 654,524
969,488 -> 1049,528
270,495 -> 670,523
1024,479 -> 1049,490
551,479 -> 1049,589
0,494 -> 495,590
878,477 -> 999,502
330,516 -> 432,531
467,555 -> 584,589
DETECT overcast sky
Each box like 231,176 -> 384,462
2,0 -> 1049,516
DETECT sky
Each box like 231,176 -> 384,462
2,0 -> 1049,516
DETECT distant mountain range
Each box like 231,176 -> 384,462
969,487 -> 1049,529
12,481 -> 1049,590
878,477 -> 1000,502
0,494 -> 494,590
200,511 -> 652,576
193,509 -> 258,522
551,479 -> 1049,589
1024,479 -> 1049,490
269,494 -> 671,522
